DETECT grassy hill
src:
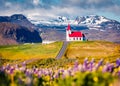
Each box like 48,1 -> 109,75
0,42 -> 63,60
64,41 -> 120,62
0,41 -> 120,64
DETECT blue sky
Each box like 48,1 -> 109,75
0,0 -> 120,21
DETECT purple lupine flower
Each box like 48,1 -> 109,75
6,64 -> 10,70
22,61 -> 26,66
73,60 -> 79,71
15,64 -> 18,68
118,71 -> 120,78
61,69 -> 64,73
38,71 -> 42,78
74,60 -> 79,68
53,72 -> 59,79
98,59 -> 103,66
68,69 -> 73,76
78,64 -> 84,72
102,62 -> 109,72
89,58 -> 95,71
49,71 -> 54,80
15,64 -> 19,71
21,61 -> 26,71
33,66 -> 36,72
116,58 -> 120,67
61,69 -> 69,79
96,59 -> 103,70
0,66 -> 5,71
83,58 -> 89,70
9,66 -> 15,74
25,69 -> 30,76
107,63 -> 114,73
62,73 -> 65,79
34,68 -> 39,74
19,66 -> 26,72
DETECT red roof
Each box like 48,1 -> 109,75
67,24 -> 71,30
69,31 -> 83,37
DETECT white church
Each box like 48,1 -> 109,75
66,24 -> 86,41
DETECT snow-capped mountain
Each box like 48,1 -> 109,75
28,15 -> 120,43
75,15 -> 110,25
75,15 -> 120,30
28,15 -> 120,30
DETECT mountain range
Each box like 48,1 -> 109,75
0,14 -> 42,45
29,15 -> 120,29
29,15 -> 120,43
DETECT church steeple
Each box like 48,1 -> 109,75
67,24 -> 71,31
66,24 -> 72,41
66,24 -> 71,34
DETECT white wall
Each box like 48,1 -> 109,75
66,30 -> 84,41
67,37 -> 83,41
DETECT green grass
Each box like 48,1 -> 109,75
0,41 -> 120,65
0,42 -> 63,60
26,58 -> 76,68
64,41 -> 120,62
0,59 -> 21,67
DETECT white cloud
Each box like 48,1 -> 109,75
33,0 -> 39,6
0,0 -> 120,21
5,2 -> 12,8
24,6 -> 98,21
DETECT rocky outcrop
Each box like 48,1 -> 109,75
0,22 -> 42,45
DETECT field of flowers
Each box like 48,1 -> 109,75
0,58 -> 120,86
0,41 -> 120,86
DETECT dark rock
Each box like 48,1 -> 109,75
0,22 -> 42,45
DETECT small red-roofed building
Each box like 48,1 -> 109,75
66,24 -> 86,41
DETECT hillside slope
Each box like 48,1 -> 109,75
0,14 -> 42,45
0,22 -> 42,45
64,41 -> 120,62
0,42 -> 62,60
